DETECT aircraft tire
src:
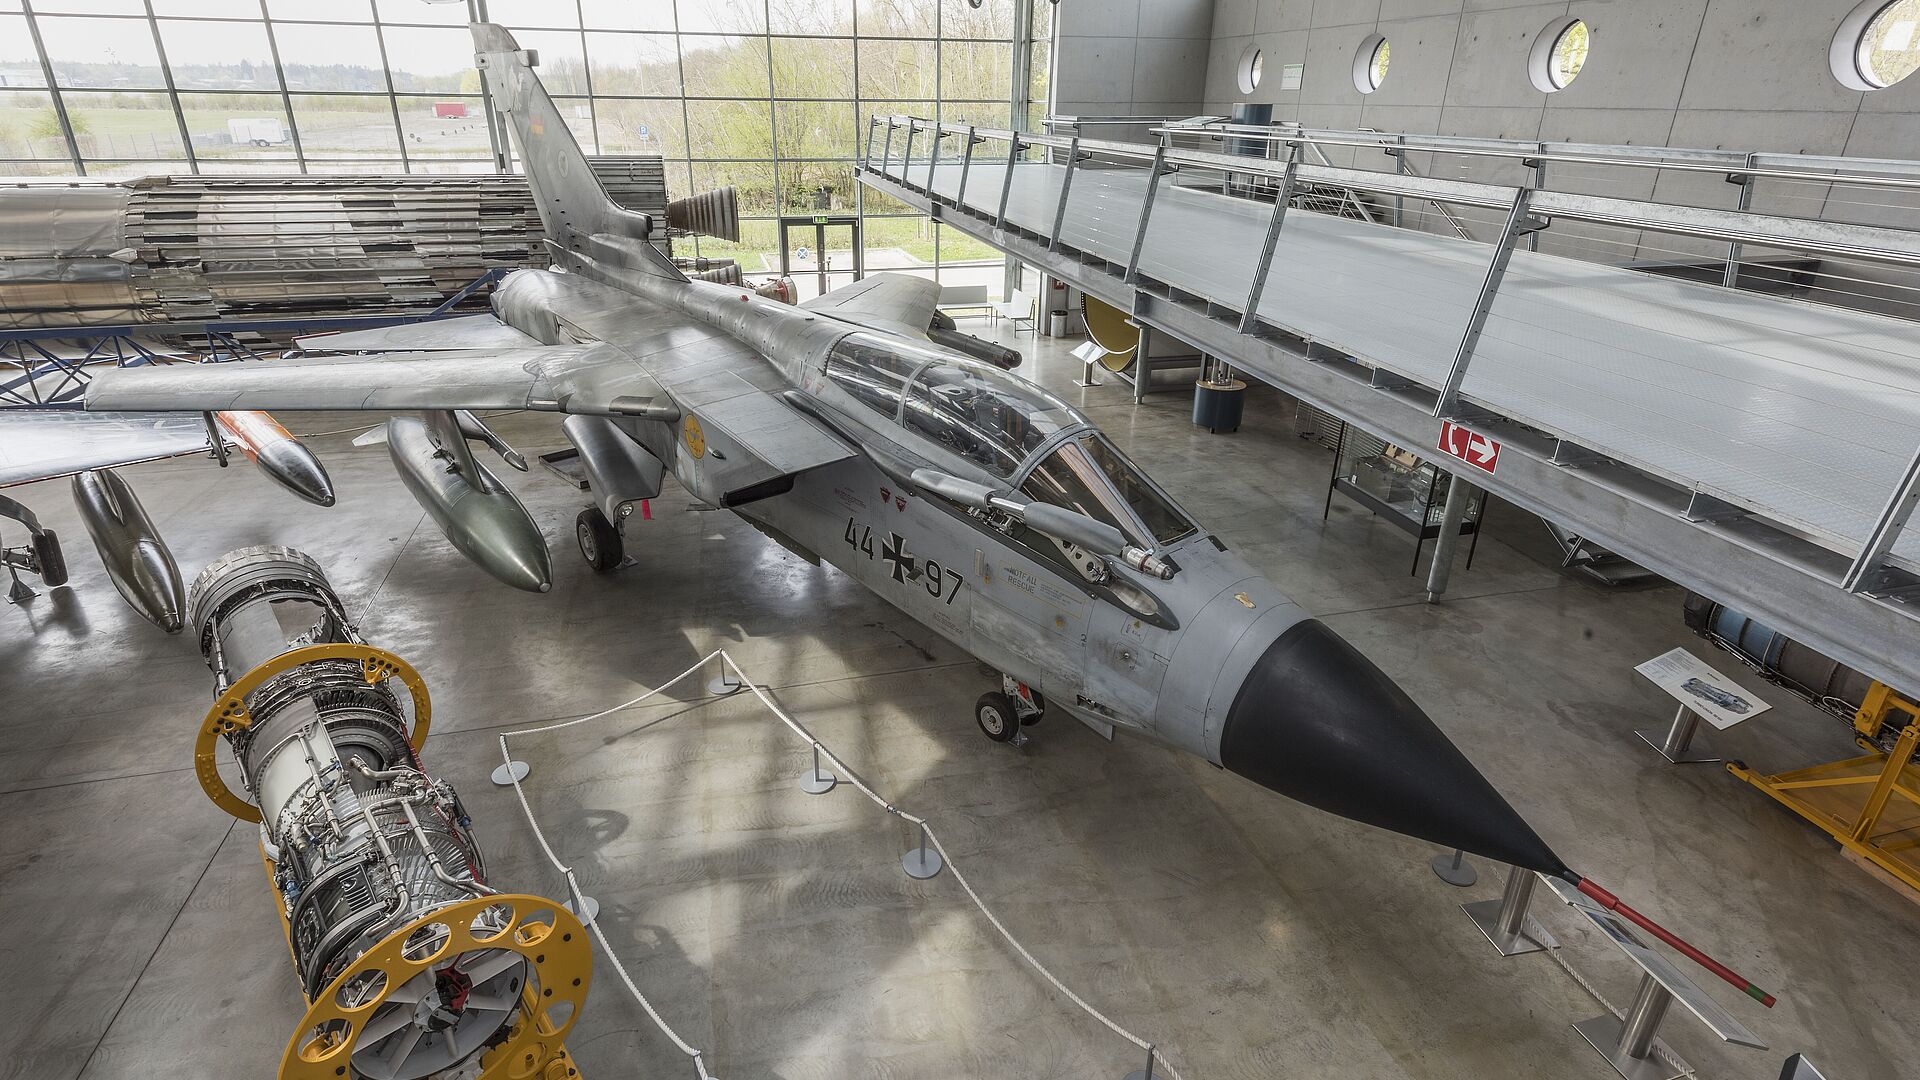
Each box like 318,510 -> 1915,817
33,530 -> 67,587
975,692 -> 1020,742
576,507 -> 623,572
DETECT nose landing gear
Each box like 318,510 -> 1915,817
975,675 -> 1045,746
575,507 -> 623,572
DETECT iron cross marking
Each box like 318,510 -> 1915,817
880,531 -> 921,583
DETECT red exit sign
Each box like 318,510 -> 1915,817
1438,421 -> 1501,474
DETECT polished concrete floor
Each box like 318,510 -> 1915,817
1,322 -> 1911,1080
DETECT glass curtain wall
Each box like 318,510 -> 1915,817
0,0 -> 1054,298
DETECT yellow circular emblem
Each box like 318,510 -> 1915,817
684,415 -> 706,459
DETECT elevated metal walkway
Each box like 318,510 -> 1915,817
859,117 -> 1920,695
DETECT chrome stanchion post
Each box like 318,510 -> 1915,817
563,870 -> 600,928
708,653 -> 743,697
1574,973 -> 1683,1080
798,743 -> 837,795
901,820 -> 944,879
1636,703 -> 1720,764
1122,1043 -> 1157,1080
490,758 -> 530,785
1431,847 -> 1477,886
1461,865 -> 1557,956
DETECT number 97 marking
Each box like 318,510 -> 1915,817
923,558 -> 962,604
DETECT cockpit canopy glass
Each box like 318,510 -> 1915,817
1020,433 -> 1197,548
823,336 -> 920,418
824,332 -> 1076,479
902,360 -> 1075,478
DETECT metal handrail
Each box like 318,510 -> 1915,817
871,116 -> 1920,270
1157,121 -> 1920,193
864,109 -> 1920,664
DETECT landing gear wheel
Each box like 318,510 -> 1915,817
32,530 -> 67,587
1021,689 -> 1046,726
575,508 -> 622,572
976,692 -> 1019,742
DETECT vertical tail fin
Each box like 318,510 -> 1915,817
471,22 -> 684,280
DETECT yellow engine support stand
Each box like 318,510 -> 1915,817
195,643 -> 431,823
1727,682 -> 1920,892
280,893 -> 591,1080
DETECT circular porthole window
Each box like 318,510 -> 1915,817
1833,0 -> 1920,90
1529,16 -> 1590,92
1237,45 -> 1264,94
1354,35 -> 1389,94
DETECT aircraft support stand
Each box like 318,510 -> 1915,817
799,743 -> 838,794
1462,866 -> 1557,956
1637,704 -> 1721,764
1431,847 -> 1477,886
1574,974 -> 1686,1080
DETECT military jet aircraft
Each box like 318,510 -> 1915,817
82,22 -> 1774,1008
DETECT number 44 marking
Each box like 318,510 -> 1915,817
845,517 -> 961,604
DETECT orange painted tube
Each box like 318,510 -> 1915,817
1572,875 -> 1776,1008
213,411 -> 335,507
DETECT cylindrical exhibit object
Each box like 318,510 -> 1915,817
186,546 -> 589,1080
1192,379 -> 1247,434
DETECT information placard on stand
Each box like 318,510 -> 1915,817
1633,648 -> 1769,764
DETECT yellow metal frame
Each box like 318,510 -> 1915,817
1728,683 -> 1920,892
195,643 -> 431,822
280,893 -> 591,1080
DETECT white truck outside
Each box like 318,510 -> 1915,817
227,118 -> 287,146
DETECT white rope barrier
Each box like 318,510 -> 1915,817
496,648 -> 1184,1080
498,653 -> 717,1080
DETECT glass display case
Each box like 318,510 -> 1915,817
1324,422 -> 1485,575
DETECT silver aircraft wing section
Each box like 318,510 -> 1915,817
799,271 -> 942,337
294,314 -> 542,352
86,345 -> 678,417
0,409 -> 215,487
89,272 -> 856,492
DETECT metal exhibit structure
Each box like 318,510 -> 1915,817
185,546 -> 589,1080
0,163 -> 671,329
0,0 -> 1047,294
1686,593 -> 1920,891
0,160 -> 681,406
858,115 -> 1920,700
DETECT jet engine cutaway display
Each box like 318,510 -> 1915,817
186,546 -> 588,1080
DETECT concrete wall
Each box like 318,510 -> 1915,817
1197,1 -> 1920,311
1202,1 -> 1920,163
1052,0 -> 1217,118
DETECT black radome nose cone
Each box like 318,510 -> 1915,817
1219,619 -> 1564,875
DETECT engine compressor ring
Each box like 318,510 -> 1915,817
195,643 -> 433,823
282,893 -> 591,1080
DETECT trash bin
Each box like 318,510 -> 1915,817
1049,311 -> 1068,337
1192,378 -> 1246,434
